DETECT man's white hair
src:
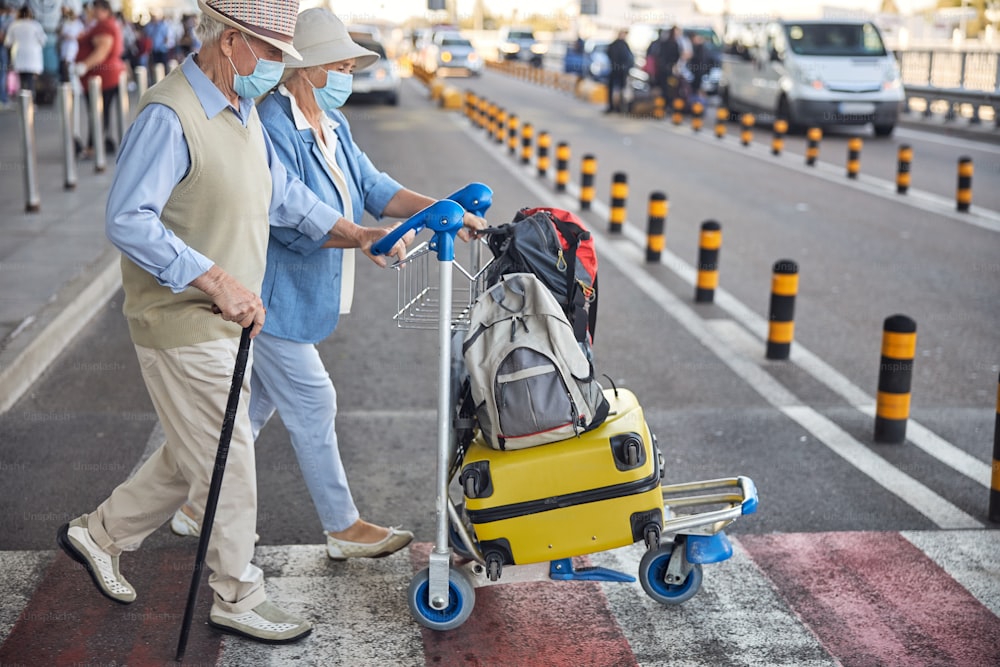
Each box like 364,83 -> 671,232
194,14 -> 226,45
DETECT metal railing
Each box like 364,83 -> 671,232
896,49 -> 1000,127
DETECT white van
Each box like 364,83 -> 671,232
720,19 -> 904,136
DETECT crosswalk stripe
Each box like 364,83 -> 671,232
590,541 -> 837,667
3,532 -> 999,665
740,531 -> 1000,667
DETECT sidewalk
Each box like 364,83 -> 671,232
0,96 -> 122,414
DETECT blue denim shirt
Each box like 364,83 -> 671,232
256,91 -> 402,343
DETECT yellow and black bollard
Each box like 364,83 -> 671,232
715,107 -> 728,139
507,114 -> 519,156
580,154 -> 597,211
608,172 -> 628,233
990,373 -> 1000,522
805,127 -> 822,166
495,108 -> 507,144
740,113 -> 754,146
654,96 -> 666,120
896,144 -> 912,194
846,136 -> 862,179
465,91 -> 476,123
874,314 -> 917,444
957,156 -> 973,212
695,220 -> 722,303
766,259 -> 798,360
691,101 -> 704,132
645,192 -> 668,263
477,97 -> 489,130
520,122 -> 533,165
536,130 -> 551,178
772,119 -> 788,156
555,141 -> 570,193
672,97 -> 685,125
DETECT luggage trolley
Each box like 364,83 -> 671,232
372,183 -> 759,631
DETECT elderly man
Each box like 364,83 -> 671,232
56,0 -> 404,645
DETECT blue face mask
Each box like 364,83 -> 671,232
230,34 -> 285,99
312,70 -> 353,111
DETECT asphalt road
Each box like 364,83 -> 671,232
1,70 -> 998,666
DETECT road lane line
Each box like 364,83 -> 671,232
457,116 -> 982,528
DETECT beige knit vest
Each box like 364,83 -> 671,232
121,66 -> 271,349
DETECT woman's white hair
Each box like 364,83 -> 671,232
194,14 -> 225,45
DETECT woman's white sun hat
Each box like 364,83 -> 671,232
283,8 -> 380,71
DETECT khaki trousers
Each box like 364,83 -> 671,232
87,337 -> 266,613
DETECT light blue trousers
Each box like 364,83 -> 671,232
249,331 -> 359,533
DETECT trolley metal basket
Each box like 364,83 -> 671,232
392,238 -> 492,332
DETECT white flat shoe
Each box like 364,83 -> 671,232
326,526 -> 414,561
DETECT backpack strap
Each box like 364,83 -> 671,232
546,213 -> 594,344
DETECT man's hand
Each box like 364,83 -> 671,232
73,62 -> 89,77
458,212 -> 488,242
190,265 -> 265,337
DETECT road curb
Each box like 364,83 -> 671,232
0,247 -> 121,415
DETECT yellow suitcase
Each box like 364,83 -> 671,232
459,387 -> 663,566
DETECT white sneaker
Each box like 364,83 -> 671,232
170,508 -> 259,543
209,600 -> 312,644
57,515 -> 136,604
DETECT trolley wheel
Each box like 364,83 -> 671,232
407,567 -> 475,631
638,544 -> 703,605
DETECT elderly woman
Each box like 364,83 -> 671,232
170,9 -> 484,560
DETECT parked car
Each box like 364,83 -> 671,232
720,19 -> 903,136
583,39 -> 611,82
349,37 -> 400,106
497,26 -> 545,67
423,30 -> 482,77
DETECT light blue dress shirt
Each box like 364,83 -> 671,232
105,55 -> 336,293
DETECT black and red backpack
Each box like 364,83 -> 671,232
481,207 -> 599,349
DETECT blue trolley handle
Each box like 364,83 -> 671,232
371,199 -> 466,261
445,181 -> 492,218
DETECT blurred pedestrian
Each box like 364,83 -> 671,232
0,5 -> 13,108
58,6 -> 85,84
4,5 -> 45,100
75,0 -> 125,157
686,32 -> 714,105
605,28 -> 633,113
170,6 -> 486,562
654,25 -> 683,104
56,0 -> 406,645
144,11 -> 174,69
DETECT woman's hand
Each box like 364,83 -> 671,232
458,212 -> 487,242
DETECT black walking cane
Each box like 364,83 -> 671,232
175,325 -> 253,662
